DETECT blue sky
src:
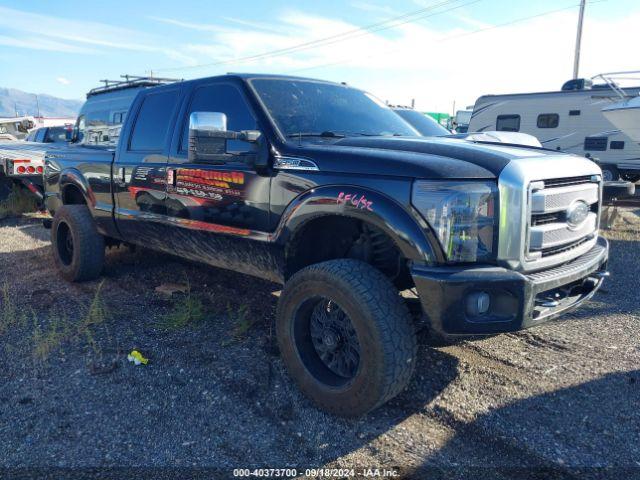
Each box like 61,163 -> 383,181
0,0 -> 638,112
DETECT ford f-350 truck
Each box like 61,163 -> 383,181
43,74 -> 609,416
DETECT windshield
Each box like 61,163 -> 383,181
250,78 -> 418,139
394,109 -> 450,137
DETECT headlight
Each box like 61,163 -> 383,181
412,180 -> 497,263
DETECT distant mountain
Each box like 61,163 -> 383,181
0,88 -> 83,118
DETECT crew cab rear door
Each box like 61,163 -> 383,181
112,86 -> 181,244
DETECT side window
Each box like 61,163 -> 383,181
130,89 -> 180,152
113,111 -> 126,125
496,114 -> 520,132
610,140 -> 625,150
584,137 -> 607,151
537,113 -> 559,128
35,129 -> 46,143
180,83 -> 257,154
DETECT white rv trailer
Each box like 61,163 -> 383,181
467,77 -> 640,182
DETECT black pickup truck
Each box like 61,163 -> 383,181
43,74 -> 609,416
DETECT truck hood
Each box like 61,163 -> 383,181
288,136 -> 563,179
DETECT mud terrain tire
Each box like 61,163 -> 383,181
51,205 -> 104,282
277,259 -> 417,417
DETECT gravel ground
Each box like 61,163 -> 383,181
0,207 -> 638,479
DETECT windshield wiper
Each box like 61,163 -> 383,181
286,131 -> 407,140
287,131 -> 346,139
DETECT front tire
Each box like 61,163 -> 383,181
276,259 -> 417,417
51,205 -> 105,282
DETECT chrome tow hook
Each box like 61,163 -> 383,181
537,299 -> 560,308
583,271 -> 609,290
536,292 -> 563,308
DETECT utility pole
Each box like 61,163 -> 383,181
35,94 -> 41,118
573,0 -> 586,79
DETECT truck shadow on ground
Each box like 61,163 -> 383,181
411,369 -> 640,479
566,236 -> 640,319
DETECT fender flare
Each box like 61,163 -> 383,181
273,185 -> 440,264
59,168 -> 96,207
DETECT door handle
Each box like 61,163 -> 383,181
114,167 -> 126,186
167,168 -> 176,187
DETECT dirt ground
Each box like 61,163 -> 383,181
0,207 -> 638,479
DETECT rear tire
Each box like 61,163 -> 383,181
601,164 -> 620,182
276,259 -> 417,417
623,174 -> 640,184
51,205 -> 105,282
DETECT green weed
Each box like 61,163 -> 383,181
160,284 -> 205,329
31,310 -> 71,361
31,281 -> 109,362
223,303 -> 255,345
0,283 -> 19,335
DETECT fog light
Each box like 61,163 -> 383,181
466,291 -> 491,316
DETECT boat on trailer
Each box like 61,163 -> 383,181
599,71 -> 640,143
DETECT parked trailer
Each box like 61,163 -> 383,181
0,142 -> 49,202
0,117 -> 34,140
467,77 -> 640,182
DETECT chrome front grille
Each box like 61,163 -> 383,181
497,153 -> 603,273
527,176 -> 600,263
529,213 -> 597,250
531,183 -> 599,213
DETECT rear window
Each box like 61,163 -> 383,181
496,114 -> 520,132
76,87 -> 144,146
129,89 -> 179,151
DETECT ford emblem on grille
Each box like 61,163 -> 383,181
566,200 -> 590,229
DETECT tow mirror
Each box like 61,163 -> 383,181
188,111 -> 266,169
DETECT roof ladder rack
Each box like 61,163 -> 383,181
87,74 -> 182,97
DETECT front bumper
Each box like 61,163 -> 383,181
411,236 -> 609,336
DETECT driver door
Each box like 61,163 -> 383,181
165,81 -> 271,236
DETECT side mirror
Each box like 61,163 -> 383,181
188,111 -> 264,165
